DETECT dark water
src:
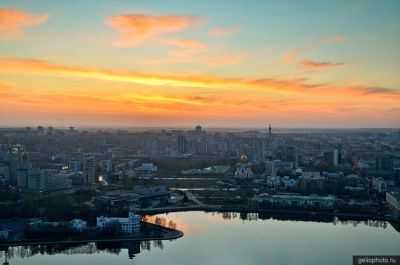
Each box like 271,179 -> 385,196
2,211 -> 400,265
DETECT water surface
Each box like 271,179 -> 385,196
2,211 -> 399,265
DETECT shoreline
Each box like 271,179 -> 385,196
135,205 -> 400,224
0,222 -> 183,248
1,207 -> 398,248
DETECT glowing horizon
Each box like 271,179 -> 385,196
0,1 -> 399,128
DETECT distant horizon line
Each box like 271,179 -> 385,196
0,125 -> 399,131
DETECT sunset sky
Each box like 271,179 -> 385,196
0,0 -> 399,128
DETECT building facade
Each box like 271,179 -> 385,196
386,191 -> 400,216
83,157 -> 96,183
97,209 -> 140,234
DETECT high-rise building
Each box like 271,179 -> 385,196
7,144 -> 29,184
0,161 -> 10,183
83,157 -> 96,183
195,125 -> 202,133
324,151 -> 333,166
275,144 -> 297,167
333,148 -> 340,166
27,168 -> 45,192
47,126 -> 54,136
269,124 -> 272,138
375,155 -> 393,171
37,126 -> 45,136
17,168 -> 28,189
101,159 -> 112,174
177,133 -> 187,153
69,160 -> 82,172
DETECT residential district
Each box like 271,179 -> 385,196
1,125 -> 400,241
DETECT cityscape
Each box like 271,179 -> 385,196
0,126 -> 399,264
1,1 -> 400,265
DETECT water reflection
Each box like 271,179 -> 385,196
1,239 -> 170,264
221,211 -> 391,230
1,211 -> 399,265
143,211 -> 394,234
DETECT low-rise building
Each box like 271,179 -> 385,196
266,175 -> 280,189
97,209 -> 140,234
344,186 -> 364,191
253,193 -> 336,208
71,219 -> 87,231
322,171 -> 344,182
133,185 -> 170,203
28,219 -> 88,232
134,185 -> 166,196
134,163 -> 157,176
0,228 -> 8,240
180,165 -> 230,175
97,191 -> 141,207
281,176 -> 297,188
298,174 -> 324,191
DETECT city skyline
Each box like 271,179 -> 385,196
1,1 -> 400,128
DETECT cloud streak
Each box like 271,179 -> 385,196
0,8 -> 48,39
166,38 -> 207,57
299,59 -> 344,69
0,57 -> 398,99
106,14 -> 200,47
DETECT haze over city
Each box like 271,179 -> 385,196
1,0 -> 399,128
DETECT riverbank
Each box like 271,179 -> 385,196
0,222 -> 183,247
135,205 -> 400,224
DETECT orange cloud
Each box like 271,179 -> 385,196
323,35 -> 346,44
281,51 -> 298,64
208,26 -> 240,37
0,8 -> 48,39
350,86 -> 400,96
1,66 -> 399,128
145,56 -> 193,64
0,57 -> 398,99
299,59 -> 344,69
106,14 -> 200,47
166,38 -> 207,57
166,39 -> 206,49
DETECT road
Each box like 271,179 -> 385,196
183,190 -> 205,206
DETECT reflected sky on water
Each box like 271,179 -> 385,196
2,211 -> 400,265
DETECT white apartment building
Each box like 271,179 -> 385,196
97,209 -> 140,234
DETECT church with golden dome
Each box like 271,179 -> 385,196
235,155 -> 253,181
